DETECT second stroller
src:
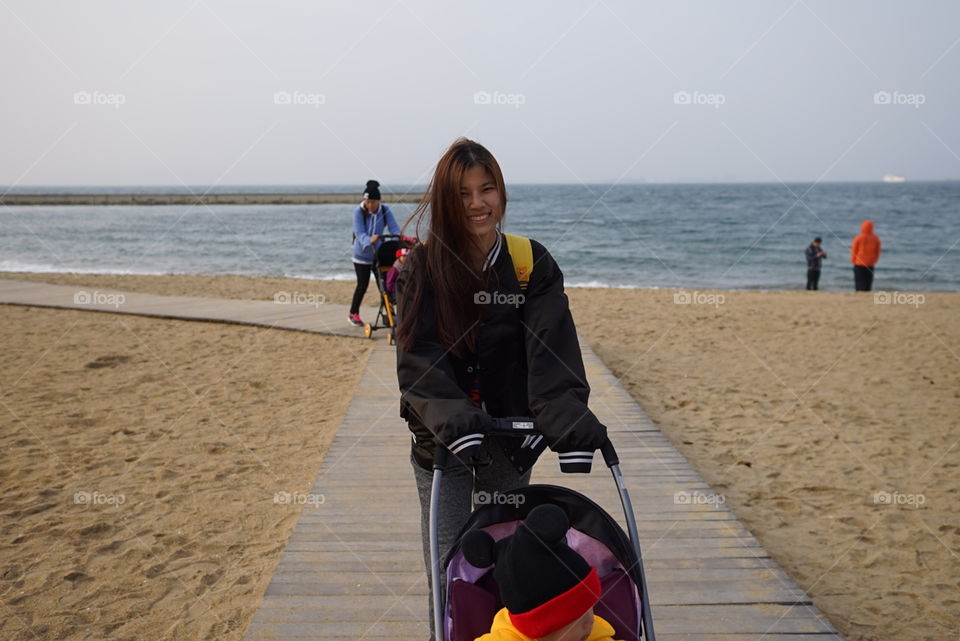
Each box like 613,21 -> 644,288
362,235 -> 414,344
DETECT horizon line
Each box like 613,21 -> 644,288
3,178 -> 958,191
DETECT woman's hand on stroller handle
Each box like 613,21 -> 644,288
472,416 -> 619,469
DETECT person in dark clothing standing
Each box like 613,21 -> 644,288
805,237 -> 827,290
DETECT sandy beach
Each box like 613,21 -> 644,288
1,272 -> 958,641
1,296 -> 371,641
570,288 -> 960,641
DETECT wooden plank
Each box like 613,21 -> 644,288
648,603 -> 835,634
244,621 -> 431,639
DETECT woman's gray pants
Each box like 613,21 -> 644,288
411,438 -> 532,629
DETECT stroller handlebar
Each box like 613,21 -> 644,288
433,417 -> 620,470
488,416 -> 537,434
600,439 -> 619,467
378,234 -> 416,243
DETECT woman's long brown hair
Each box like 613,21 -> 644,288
396,138 -> 508,357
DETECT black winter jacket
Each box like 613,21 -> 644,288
395,237 -> 607,474
805,243 -> 825,269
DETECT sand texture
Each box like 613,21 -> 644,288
1,303 -> 371,640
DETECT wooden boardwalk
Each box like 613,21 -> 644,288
244,341 -> 840,641
0,278 -> 376,337
0,278 -> 841,640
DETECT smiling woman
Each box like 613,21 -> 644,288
460,165 -> 503,256
394,138 -> 608,624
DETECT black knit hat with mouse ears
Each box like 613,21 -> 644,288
461,504 -> 601,638
363,179 -> 381,201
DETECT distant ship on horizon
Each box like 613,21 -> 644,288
883,173 -> 907,183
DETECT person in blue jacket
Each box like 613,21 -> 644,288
350,179 -> 400,326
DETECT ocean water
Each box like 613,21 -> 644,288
2,182 -> 957,291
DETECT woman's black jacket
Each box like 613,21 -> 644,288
395,237 -> 607,474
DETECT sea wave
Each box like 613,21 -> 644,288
0,261 -> 175,276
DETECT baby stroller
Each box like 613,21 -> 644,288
430,419 -> 656,641
362,234 -> 413,344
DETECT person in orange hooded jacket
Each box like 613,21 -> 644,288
851,220 -> 881,291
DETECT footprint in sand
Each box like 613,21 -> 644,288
84,355 -> 131,369
64,570 -> 91,583
169,547 -> 193,561
2,565 -> 22,581
206,610 -> 243,638
201,569 -> 222,586
206,442 -> 229,455
78,522 -> 111,537
96,540 -> 123,555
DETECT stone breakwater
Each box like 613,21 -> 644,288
0,192 -> 426,206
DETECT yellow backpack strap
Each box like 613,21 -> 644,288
503,233 -> 533,291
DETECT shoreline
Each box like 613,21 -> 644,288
0,270 -> 953,295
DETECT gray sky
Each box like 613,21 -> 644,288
3,0 -> 958,186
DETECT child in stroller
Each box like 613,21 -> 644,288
428,420 -> 655,641
462,504 -> 619,641
361,236 -> 416,342
427,417 -> 656,641
385,246 -> 410,297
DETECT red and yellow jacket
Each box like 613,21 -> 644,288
475,607 -> 620,641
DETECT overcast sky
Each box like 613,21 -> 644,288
3,1 -> 959,187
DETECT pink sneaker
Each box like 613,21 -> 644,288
348,313 -> 364,327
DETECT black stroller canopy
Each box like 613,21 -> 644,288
375,238 -> 403,269
442,484 -> 648,641
428,425 -> 655,641
447,484 -> 643,591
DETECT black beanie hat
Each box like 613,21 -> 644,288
363,179 -> 381,201
461,504 -> 601,638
